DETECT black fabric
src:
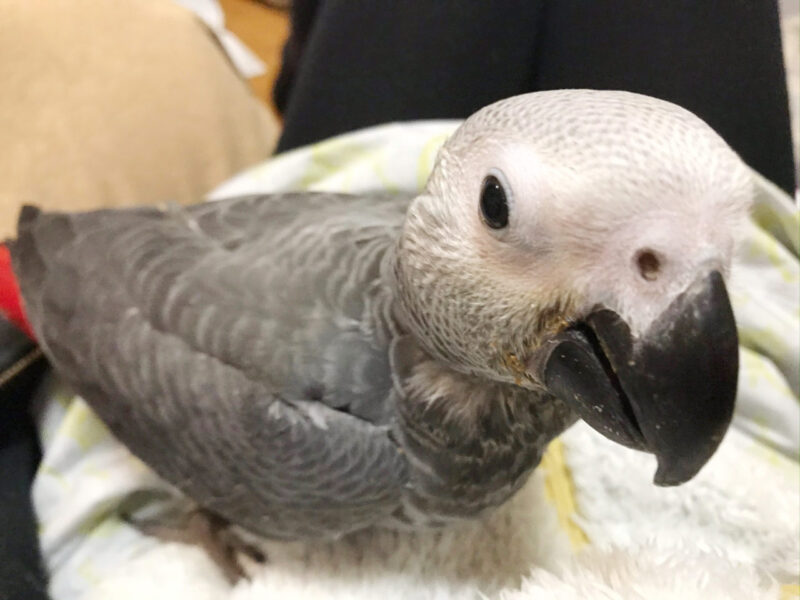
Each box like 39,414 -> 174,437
277,0 -> 796,194
273,0 -> 323,113
277,1 -> 545,150
0,313 -> 37,374
0,317 -> 49,600
532,1 -> 796,195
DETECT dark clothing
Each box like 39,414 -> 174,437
0,318 -> 49,600
276,0 -> 796,194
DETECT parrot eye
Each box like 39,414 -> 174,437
479,173 -> 510,230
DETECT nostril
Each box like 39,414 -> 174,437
635,249 -> 661,281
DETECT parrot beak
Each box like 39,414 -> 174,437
530,270 -> 738,486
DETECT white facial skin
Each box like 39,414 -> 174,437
394,90 -> 753,385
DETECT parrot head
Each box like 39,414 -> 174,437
395,89 -> 752,486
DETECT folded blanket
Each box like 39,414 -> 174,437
33,122 -> 799,600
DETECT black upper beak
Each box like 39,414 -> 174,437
531,271 -> 738,486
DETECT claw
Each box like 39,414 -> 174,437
122,506 -> 267,583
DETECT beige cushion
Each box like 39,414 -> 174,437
0,0 -> 280,238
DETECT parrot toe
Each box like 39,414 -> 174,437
123,506 -> 267,584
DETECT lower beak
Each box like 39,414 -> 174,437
530,271 -> 738,486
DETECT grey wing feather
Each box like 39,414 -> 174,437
10,194 -> 412,538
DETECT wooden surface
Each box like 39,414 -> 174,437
219,0 -> 290,115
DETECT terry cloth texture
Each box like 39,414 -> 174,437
32,122 -> 799,600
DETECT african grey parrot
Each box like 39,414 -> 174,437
8,90 -> 750,578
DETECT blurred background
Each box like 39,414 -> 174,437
221,0 -> 797,171
220,0 -> 800,168
217,0 -> 290,112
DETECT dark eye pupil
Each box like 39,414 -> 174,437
480,175 -> 509,229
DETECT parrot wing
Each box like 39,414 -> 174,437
10,194 -> 412,538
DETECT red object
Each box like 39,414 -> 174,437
0,244 -> 34,339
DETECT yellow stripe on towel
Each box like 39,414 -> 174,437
541,437 -> 589,550
781,583 -> 800,600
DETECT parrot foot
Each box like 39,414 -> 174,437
124,507 -> 267,584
